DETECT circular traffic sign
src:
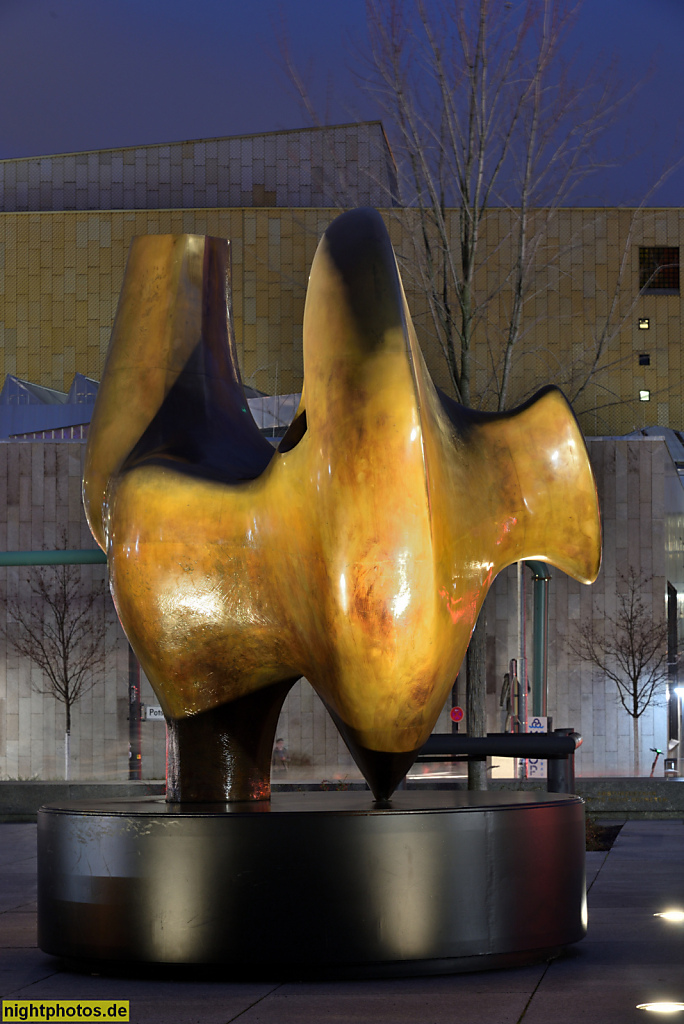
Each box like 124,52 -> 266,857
450,706 -> 464,723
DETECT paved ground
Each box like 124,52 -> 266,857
2,820 -> 684,1023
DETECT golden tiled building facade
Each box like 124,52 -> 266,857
0,202 -> 682,435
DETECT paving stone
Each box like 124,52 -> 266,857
10,974 -> 282,1024
0,910 -> 36,947
0,951 -> 62,997
1,819 -> 682,1023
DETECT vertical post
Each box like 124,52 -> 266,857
677,688 -> 684,777
526,561 -> 551,718
517,563 -> 527,728
466,612 -> 488,791
509,658 -> 518,732
128,646 -> 142,780
547,729 -> 577,794
517,563 -> 527,780
451,675 -> 460,734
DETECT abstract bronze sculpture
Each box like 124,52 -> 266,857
38,209 -> 599,971
83,208 -> 601,803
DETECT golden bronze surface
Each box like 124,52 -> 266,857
83,209 -> 601,802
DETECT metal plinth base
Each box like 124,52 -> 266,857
38,791 -> 586,976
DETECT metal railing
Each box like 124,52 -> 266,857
0,550 -> 106,566
416,729 -> 581,793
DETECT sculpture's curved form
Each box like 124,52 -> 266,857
84,209 -> 601,802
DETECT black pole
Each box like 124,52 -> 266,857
547,728 -> 577,794
128,646 -> 142,780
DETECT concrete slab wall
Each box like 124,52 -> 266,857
1,437 -> 680,781
484,436 -> 684,777
0,124 -> 394,213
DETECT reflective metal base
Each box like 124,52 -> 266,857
38,791 -> 586,975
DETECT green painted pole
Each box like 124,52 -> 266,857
525,560 -> 551,719
0,550 -> 106,566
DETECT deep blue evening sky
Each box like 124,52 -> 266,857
1,0 -> 683,205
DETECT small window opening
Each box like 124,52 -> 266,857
639,247 -> 680,293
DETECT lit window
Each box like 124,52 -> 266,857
639,318 -> 650,329
640,390 -> 651,402
639,247 -> 680,292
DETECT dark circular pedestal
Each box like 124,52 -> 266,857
37,790 -> 586,975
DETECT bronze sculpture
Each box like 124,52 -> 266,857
83,208 -> 601,803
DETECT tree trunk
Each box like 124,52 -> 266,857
633,715 -> 640,777
65,702 -> 71,780
466,610 -> 488,790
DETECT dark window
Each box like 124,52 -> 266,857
639,353 -> 651,366
639,246 -> 680,292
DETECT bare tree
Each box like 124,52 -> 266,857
566,568 -> 668,776
278,0 -> 678,783
282,0 -> 643,408
0,552 -> 107,779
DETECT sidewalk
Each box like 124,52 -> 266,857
2,820 -> 684,1023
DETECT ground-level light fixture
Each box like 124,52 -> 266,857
640,390 -> 651,402
637,1003 -> 684,1013
655,911 -> 684,922
639,318 -> 650,329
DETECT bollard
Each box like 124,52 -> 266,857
547,728 -> 579,793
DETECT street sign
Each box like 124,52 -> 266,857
450,706 -> 464,723
143,705 -> 164,722
526,716 -> 548,778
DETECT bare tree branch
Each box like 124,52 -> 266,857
0,538 -> 108,779
566,568 -> 668,775
278,0 -> 678,418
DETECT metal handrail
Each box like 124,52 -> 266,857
417,732 -> 580,760
0,550 -> 106,566
416,730 -> 581,793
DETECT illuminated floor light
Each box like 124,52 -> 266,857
655,911 -> 684,923
637,1003 -> 684,1013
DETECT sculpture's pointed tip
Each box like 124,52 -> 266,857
348,744 -> 421,802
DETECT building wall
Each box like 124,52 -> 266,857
0,442 -> 177,781
485,436 -> 684,776
2,436 -> 678,780
0,205 -> 682,434
0,122 -> 682,778
0,434 -> 457,783
0,442 -> 125,780
0,207 -> 350,400
0,123 -> 395,212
